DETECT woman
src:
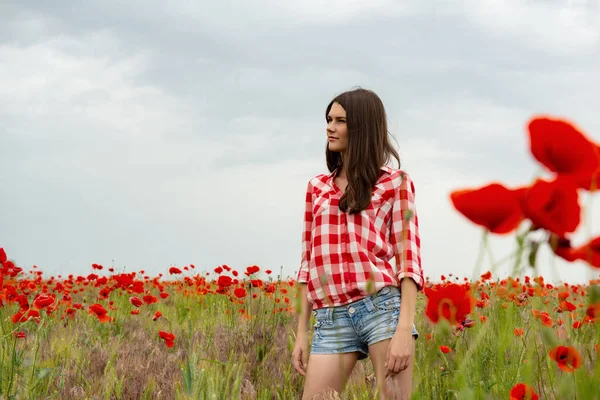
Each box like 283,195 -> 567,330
292,88 -> 424,400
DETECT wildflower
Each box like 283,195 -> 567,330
424,283 -> 475,325
588,303 -> 600,323
218,275 -> 233,287
129,296 -> 143,307
32,294 -> 54,310
88,303 -> 112,323
169,267 -> 182,274
143,295 -> 158,304
528,116 -> 600,191
509,383 -> 539,400
158,330 -> 175,348
531,310 -> 553,327
528,116 -> 599,176
520,177 -> 581,236
439,346 -> 452,354
449,183 -> 524,234
548,345 -> 582,372
514,328 -> 524,337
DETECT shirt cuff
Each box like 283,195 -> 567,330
297,268 -> 309,283
397,266 -> 424,291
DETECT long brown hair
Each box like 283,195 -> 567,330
325,87 -> 401,214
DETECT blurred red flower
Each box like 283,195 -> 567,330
548,345 -> 582,372
158,330 -> 175,348
424,283 -> 475,325
450,183 -> 524,234
510,383 -> 539,400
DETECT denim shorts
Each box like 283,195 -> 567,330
310,285 -> 419,360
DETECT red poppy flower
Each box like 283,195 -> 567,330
531,309 -> 553,327
439,345 -> 452,354
586,303 -> 600,323
449,183 -> 524,234
558,300 -> 577,312
129,296 -> 143,307
553,236 -> 600,269
12,309 -> 40,324
572,237 -> 600,269
246,265 -> 260,275
88,303 -> 112,323
424,283 -> 475,325
158,330 -> 175,348
143,295 -> 158,304
234,288 -> 247,298
250,279 -> 263,288
265,284 -> 276,294
520,177 -> 581,236
152,311 -> 162,321
566,169 -> 600,192
0,247 -> 7,264
217,275 -> 233,287
527,116 -> 599,177
548,345 -> 582,372
33,294 -> 54,310
514,328 -> 524,337
510,383 -> 539,400
169,267 -> 182,275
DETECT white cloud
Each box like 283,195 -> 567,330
463,0 -> 600,55
1,2 -> 599,287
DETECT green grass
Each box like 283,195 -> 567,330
1,271 -> 599,399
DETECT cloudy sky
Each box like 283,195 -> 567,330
1,1 -> 600,285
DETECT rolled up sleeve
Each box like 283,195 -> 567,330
297,180 -> 313,283
390,172 -> 424,291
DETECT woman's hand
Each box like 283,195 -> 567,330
385,328 -> 414,376
292,331 -> 309,376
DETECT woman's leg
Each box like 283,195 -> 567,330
301,352 -> 360,400
368,338 -> 415,400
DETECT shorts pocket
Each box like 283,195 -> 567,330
313,307 -> 333,341
373,288 -> 401,312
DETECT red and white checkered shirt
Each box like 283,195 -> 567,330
297,165 -> 424,310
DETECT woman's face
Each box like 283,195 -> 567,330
326,102 -> 348,153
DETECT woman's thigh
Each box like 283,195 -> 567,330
302,353 -> 359,400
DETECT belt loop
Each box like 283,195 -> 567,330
364,294 -> 375,313
327,307 -> 333,321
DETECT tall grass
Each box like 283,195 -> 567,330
1,265 -> 598,399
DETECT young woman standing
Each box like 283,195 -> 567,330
292,88 -> 424,400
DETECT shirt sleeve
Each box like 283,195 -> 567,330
297,180 -> 313,283
390,172 -> 424,291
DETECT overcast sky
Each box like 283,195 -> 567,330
1,1 -> 600,285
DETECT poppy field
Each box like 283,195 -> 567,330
1,115 -> 600,399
